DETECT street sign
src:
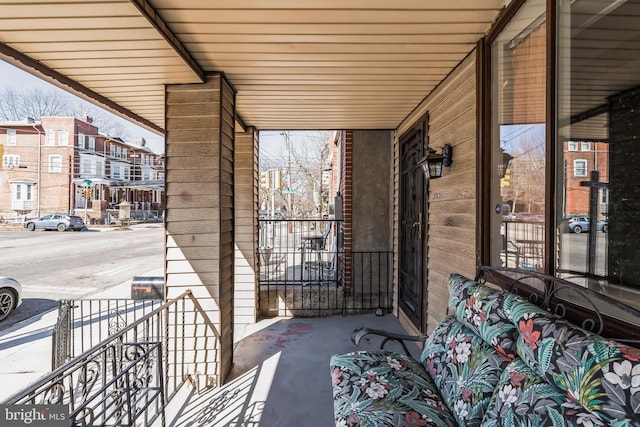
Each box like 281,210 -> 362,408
83,179 -> 94,187
282,189 -> 296,194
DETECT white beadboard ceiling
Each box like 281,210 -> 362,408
0,0 -> 510,133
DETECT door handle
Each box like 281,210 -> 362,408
412,213 -> 423,239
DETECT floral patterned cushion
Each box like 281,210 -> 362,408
507,299 -> 640,426
482,359 -> 607,426
330,349 -> 457,426
447,275 -> 521,363
422,316 -> 513,426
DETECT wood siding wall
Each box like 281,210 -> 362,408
234,127 -> 258,337
396,52 -> 478,334
165,75 -> 236,381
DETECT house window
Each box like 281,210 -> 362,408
110,145 -> 115,157
82,159 -> 91,175
6,129 -> 16,146
490,0 -> 546,271
124,167 -> 130,180
45,130 -> 56,146
113,165 -> 121,179
567,141 -> 578,151
96,161 -> 103,176
573,159 -> 587,177
2,154 -> 20,167
600,188 -> 609,205
88,137 -> 96,151
77,133 -> 86,149
49,155 -> 62,173
11,183 -> 33,201
581,142 -> 591,151
58,130 -> 69,146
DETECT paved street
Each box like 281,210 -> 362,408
0,225 -> 164,401
0,224 -> 164,330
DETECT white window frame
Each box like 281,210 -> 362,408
112,165 -> 121,179
49,155 -> 63,173
567,141 -> 578,151
2,154 -> 20,167
600,188 -> 609,205
58,129 -> 69,146
581,141 -> 591,151
11,183 -> 33,202
6,129 -> 16,146
574,159 -> 588,177
81,159 -> 92,176
110,145 -> 115,157
45,129 -> 56,146
77,133 -> 86,149
88,136 -> 96,151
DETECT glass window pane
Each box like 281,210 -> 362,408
556,0 -> 640,308
491,0 -> 547,272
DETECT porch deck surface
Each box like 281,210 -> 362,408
167,313 -> 419,427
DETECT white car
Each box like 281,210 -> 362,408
0,277 -> 23,322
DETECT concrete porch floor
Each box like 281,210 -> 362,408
167,313 -> 419,426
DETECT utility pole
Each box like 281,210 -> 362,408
282,131 -> 293,213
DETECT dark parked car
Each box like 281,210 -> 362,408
566,216 -> 608,233
0,277 -> 22,322
24,214 -> 86,231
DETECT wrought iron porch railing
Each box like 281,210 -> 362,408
5,291 -> 220,427
52,299 -> 164,369
258,249 -> 393,317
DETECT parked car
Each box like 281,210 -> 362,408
0,277 -> 22,322
566,216 -> 608,233
23,214 -> 86,232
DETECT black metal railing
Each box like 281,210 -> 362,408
52,299 -> 163,369
343,251 -> 394,314
257,217 -> 393,316
501,219 -> 545,271
6,291 -> 220,427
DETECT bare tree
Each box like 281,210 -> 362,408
0,87 -> 130,139
0,87 -> 73,120
259,131 -> 329,215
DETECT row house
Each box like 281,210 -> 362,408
0,116 -> 164,223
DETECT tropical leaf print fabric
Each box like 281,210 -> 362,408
330,273 -> 640,426
508,299 -> 640,426
422,316 -> 513,426
330,349 -> 456,426
482,359 -> 606,426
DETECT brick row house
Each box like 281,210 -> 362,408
0,116 -> 164,223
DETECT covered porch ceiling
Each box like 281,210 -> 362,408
0,0 -> 509,134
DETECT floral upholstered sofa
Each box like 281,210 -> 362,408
330,272 -> 640,426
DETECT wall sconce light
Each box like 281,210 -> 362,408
418,144 -> 453,179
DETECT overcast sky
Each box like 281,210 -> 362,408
0,60 -> 165,154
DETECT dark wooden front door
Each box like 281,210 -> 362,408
399,122 -> 426,330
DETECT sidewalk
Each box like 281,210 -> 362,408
0,269 -> 162,402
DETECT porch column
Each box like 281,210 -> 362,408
165,74 -> 236,381
234,127 -> 258,339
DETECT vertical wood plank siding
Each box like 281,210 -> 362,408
396,53 -> 478,334
234,127 -> 258,336
165,75 -> 236,382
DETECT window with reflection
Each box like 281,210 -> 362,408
491,0 -> 547,272
556,0 -> 640,308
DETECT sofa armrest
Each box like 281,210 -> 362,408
351,327 -> 428,357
